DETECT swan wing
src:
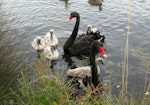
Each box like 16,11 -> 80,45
69,35 -> 94,55
43,46 -> 59,60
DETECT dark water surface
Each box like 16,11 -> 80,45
2,0 -> 150,96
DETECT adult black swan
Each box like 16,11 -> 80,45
63,12 -> 105,56
89,40 -> 107,87
66,40 -> 107,100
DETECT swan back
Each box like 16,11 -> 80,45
31,36 -> 46,50
67,66 -> 91,78
67,57 -> 103,78
43,46 -> 59,60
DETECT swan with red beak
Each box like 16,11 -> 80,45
67,40 -> 107,82
64,12 -> 106,56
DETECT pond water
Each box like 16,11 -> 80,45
2,0 -> 150,96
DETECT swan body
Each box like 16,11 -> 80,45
64,12 -> 104,56
44,29 -> 58,47
66,40 -> 107,99
67,57 -> 103,78
31,36 -> 46,50
89,0 -> 103,5
67,40 -> 107,87
43,46 -> 59,60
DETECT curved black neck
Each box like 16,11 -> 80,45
89,42 -> 99,87
68,15 -> 80,46
64,14 -> 80,53
71,15 -> 80,39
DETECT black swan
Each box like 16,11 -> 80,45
68,40 -> 107,86
66,40 -> 107,100
63,12 -> 105,56
89,40 -> 107,87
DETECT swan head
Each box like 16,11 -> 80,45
49,29 -> 54,35
96,57 -> 104,64
37,39 -> 41,45
69,12 -> 79,20
95,40 -> 107,58
35,36 -> 44,45
87,24 -> 92,30
51,45 -> 57,52
87,24 -> 93,34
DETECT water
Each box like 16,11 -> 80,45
2,0 -> 150,96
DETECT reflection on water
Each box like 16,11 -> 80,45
2,0 -> 150,96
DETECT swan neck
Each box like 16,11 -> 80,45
72,15 -> 80,38
90,44 -> 99,87
63,14 -> 80,54
50,32 -> 53,41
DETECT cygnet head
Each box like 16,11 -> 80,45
87,24 -> 93,35
87,24 -> 92,30
50,29 -> 54,35
37,39 -> 41,45
96,57 -> 104,64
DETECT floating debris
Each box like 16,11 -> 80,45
116,85 -> 120,88
144,91 -> 150,96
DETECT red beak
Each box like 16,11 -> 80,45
98,46 -> 107,58
69,15 -> 73,21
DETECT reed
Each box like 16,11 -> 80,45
122,0 -> 131,95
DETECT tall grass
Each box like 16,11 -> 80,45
2,55 -> 148,105
121,0 -> 150,105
